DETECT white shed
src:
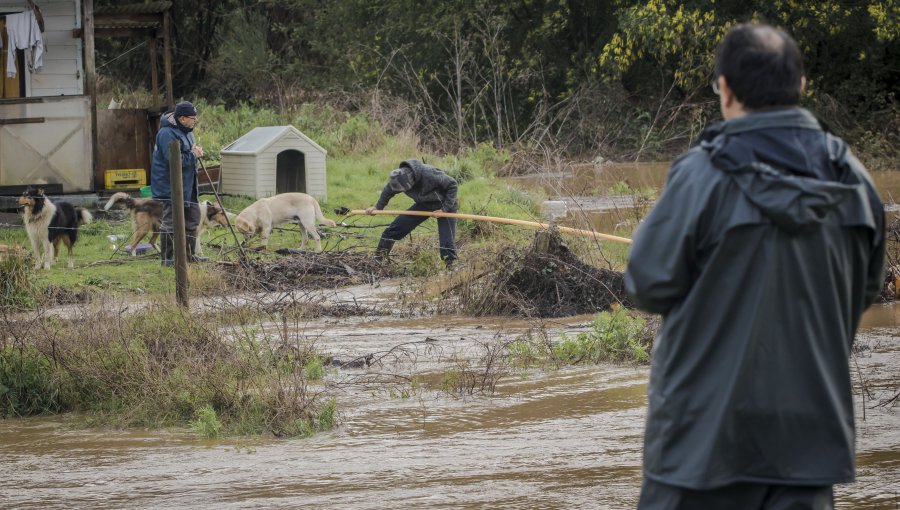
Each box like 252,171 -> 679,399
220,125 -> 327,201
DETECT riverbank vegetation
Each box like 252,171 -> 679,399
0,301 -> 337,438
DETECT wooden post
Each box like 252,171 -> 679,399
82,0 -> 98,187
149,34 -> 159,111
162,11 -> 174,110
169,141 -> 189,307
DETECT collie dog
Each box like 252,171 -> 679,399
103,192 -> 230,256
18,187 -> 93,270
234,192 -> 335,252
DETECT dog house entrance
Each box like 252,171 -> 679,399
276,150 -> 306,194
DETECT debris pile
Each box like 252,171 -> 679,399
221,250 -> 398,291
462,231 -> 630,318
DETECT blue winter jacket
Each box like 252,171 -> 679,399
150,112 -> 198,203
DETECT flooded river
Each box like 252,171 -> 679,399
1,301 -> 898,509
1,163 -> 898,508
512,162 -> 900,235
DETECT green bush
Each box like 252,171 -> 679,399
0,304 -> 334,437
0,253 -> 37,310
192,405 -> 223,439
555,310 -> 651,364
303,356 -> 325,380
0,345 -> 62,417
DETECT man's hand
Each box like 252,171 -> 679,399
365,207 -> 376,215
191,145 -> 204,158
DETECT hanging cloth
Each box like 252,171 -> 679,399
5,10 -> 43,78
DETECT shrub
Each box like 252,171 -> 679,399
0,345 -> 63,417
0,303 -> 334,437
303,356 -> 325,381
0,253 -> 37,310
555,309 -> 652,364
192,405 -> 223,439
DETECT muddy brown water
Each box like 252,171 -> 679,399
1,301 -> 898,509
513,163 -> 900,236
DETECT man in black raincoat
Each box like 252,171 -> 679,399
626,24 -> 885,508
366,159 -> 459,268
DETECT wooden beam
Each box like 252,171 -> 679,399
0,117 -> 46,125
83,0 -> 99,190
149,34 -> 159,110
162,11 -> 174,109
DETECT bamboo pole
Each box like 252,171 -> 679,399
344,209 -> 632,245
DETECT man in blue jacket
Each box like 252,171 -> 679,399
626,24 -> 885,508
366,159 -> 459,268
150,101 -> 205,265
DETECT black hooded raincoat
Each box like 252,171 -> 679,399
625,108 -> 885,489
375,159 -> 458,212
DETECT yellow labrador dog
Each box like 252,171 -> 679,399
234,192 -> 336,251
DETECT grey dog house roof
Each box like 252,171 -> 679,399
221,126 -> 327,156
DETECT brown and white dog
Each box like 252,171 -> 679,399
103,192 -> 230,256
234,192 -> 335,252
18,187 -> 93,270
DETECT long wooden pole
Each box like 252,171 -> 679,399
345,209 -> 632,245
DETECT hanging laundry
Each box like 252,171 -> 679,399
5,10 -> 43,78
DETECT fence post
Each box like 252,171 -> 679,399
169,140 -> 189,307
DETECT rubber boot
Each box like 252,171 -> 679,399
160,233 -> 175,266
374,238 -> 394,263
186,230 -> 208,263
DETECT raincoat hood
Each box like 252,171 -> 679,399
375,159 -> 459,212
161,111 -> 193,133
700,108 -> 876,234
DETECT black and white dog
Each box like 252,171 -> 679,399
17,187 -> 93,269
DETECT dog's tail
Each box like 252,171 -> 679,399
315,200 -> 336,227
76,208 -> 93,225
103,191 -> 133,211
75,207 -> 94,225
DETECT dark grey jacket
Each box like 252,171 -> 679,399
150,112 -> 198,203
625,108 -> 885,489
375,160 -> 458,212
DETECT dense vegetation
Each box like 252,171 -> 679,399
97,0 -> 898,166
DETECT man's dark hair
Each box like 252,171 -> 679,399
714,23 -> 804,109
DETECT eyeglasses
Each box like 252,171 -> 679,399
711,79 -> 720,96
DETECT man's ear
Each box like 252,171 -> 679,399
800,76 -> 807,93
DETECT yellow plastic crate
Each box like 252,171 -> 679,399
104,169 -> 146,189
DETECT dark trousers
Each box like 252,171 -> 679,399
160,199 -> 201,262
160,200 -> 201,235
378,202 -> 457,262
638,477 -> 834,510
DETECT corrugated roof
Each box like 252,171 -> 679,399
221,126 -> 327,156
